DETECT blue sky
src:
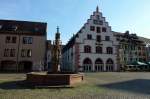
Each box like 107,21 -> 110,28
0,0 -> 150,44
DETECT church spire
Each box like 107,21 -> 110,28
57,26 -> 59,33
55,26 -> 60,40
96,6 -> 99,12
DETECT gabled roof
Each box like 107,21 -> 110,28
62,6 -> 105,53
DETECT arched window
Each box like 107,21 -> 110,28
84,45 -> 91,53
106,47 -> 113,54
96,46 -> 102,53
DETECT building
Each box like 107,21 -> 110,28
139,37 -> 150,61
62,7 -> 119,72
114,31 -> 147,70
0,20 -> 47,72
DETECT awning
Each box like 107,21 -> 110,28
137,62 -> 147,66
130,61 -> 148,66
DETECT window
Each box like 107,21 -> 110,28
5,36 -> 17,43
124,58 -> 126,61
105,36 -> 110,41
23,37 -> 33,44
96,46 -> 102,53
90,26 -> 95,31
107,47 -> 113,54
71,52 -> 73,57
4,49 -> 9,57
6,36 -> 11,43
12,37 -> 17,43
27,50 -> 32,57
102,27 -> 107,32
96,35 -> 101,42
87,34 -> 92,40
96,27 -> 101,33
10,49 -> 15,57
21,49 -> 32,57
93,20 -> 103,25
12,26 -> 17,31
84,45 -> 91,53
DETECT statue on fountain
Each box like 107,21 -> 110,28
48,26 -> 62,73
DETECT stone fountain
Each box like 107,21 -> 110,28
26,27 -> 83,86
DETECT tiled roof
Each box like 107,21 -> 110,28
0,19 -> 47,35
138,37 -> 150,44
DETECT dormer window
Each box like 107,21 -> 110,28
0,25 -> 3,29
12,25 -> 18,31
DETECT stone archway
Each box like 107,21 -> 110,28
83,58 -> 92,72
106,58 -> 114,72
95,58 -> 104,72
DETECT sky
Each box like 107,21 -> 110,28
0,0 -> 150,44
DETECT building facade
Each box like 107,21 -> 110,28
62,7 -> 119,72
0,20 -> 47,72
114,31 -> 147,70
139,37 -> 150,61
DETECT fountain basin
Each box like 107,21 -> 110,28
26,72 -> 84,86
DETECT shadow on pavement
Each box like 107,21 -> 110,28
98,79 -> 150,95
0,80 -> 31,89
0,80 -> 74,90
